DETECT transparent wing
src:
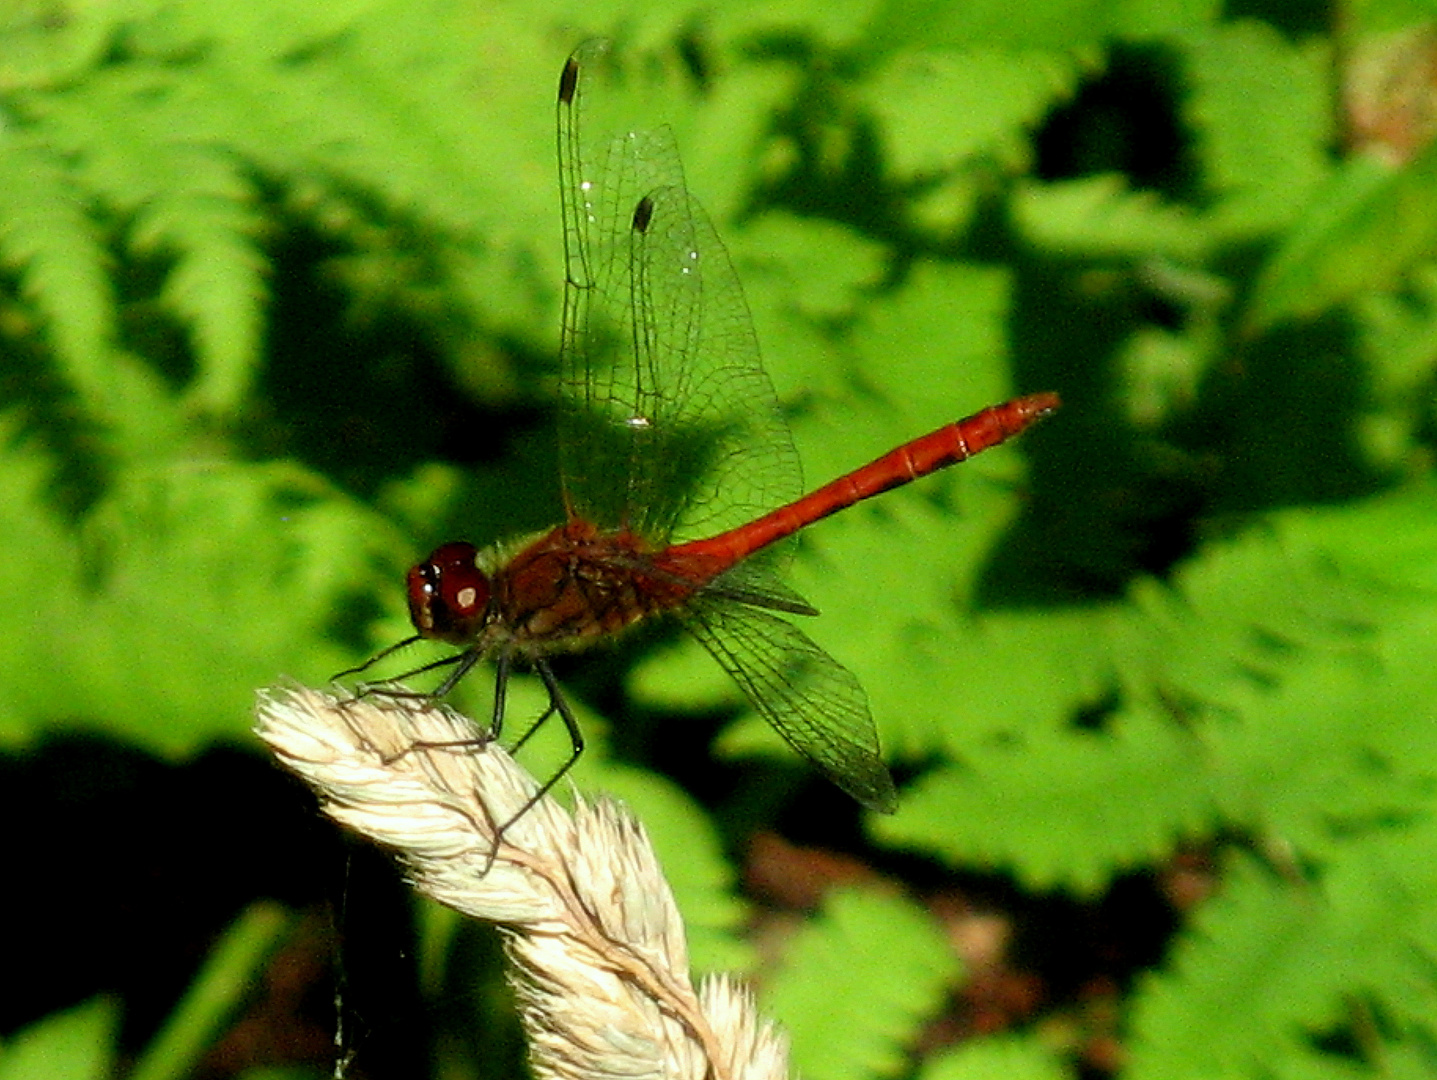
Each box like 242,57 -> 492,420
699,559 -> 819,616
556,41 -> 800,544
680,596 -> 899,813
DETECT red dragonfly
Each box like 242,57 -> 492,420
358,43 -> 1058,814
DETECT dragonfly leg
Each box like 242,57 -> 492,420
429,647 -> 486,699
479,659 -> 587,874
541,661 -> 584,777
486,651 -> 511,742
332,635 -> 421,682
346,651 -> 464,701
508,671 -> 561,753
516,660 -> 585,801
348,651 -> 495,765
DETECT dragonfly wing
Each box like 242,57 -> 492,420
701,559 -> 819,616
557,42 -> 678,534
627,186 -> 802,543
681,598 -> 899,813
556,43 -> 801,545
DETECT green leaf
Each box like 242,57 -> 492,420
734,214 -> 888,326
5,9 -> 1437,1079
0,998 -> 117,1080
131,903 -> 292,1080
1356,264 -> 1437,399
1127,855 -> 1346,1080
840,259 -> 1015,435
1246,148 -> 1437,332
1267,478 -> 1437,594
0,131 -> 118,414
922,1036 -> 1072,1080
730,214 -> 888,405
863,0 -> 1216,54
0,1 -> 128,89
1014,175 -> 1212,259
0,431 -> 401,752
1184,20 -> 1331,238
765,889 -> 960,1080
1127,843 -> 1437,1080
131,147 -> 267,416
786,499 -> 1086,754
860,49 -> 1082,178
862,482 -> 1437,893
885,711 -> 1217,893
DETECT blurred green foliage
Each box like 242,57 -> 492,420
3,0 -> 1437,1078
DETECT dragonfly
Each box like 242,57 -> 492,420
352,42 -> 1059,815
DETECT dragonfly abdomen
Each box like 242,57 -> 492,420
664,392 -> 1060,569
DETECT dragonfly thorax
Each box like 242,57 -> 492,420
409,521 -> 728,659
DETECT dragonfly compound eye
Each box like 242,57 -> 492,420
407,542 -> 491,643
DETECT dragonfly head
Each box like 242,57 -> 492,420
407,541 -> 492,644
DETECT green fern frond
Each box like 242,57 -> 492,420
766,889 -> 961,1080
131,148 -> 266,415
924,1036 -> 1070,1080
31,67 -> 269,415
2,3 -> 553,428
890,710 -> 1219,894
0,996 -> 118,1080
1185,20 -> 1331,238
0,129 -> 117,412
1127,840 -> 1437,1080
0,0 -> 129,90
876,483 -> 1437,896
